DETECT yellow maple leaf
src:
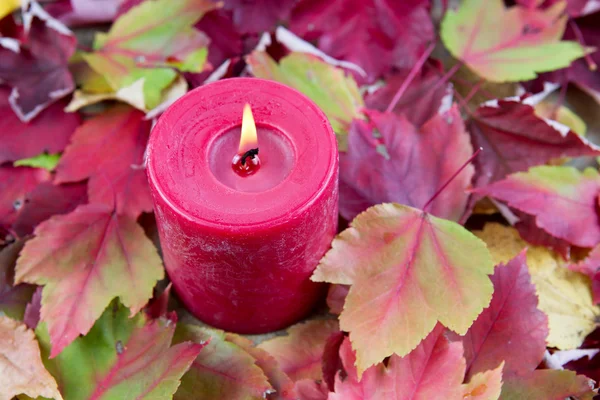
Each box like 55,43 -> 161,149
0,0 -> 19,20
474,223 -> 600,350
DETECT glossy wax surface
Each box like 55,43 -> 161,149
147,78 -> 338,333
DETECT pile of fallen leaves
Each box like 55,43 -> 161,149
3,0 -> 600,399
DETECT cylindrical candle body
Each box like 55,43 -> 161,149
146,78 -> 338,333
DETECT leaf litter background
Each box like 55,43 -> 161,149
3,0 -> 600,399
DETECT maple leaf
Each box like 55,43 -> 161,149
173,324 -> 274,399
475,223 -> 600,350
295,380 -> 328,400
81,0 -> 216,109
45,0 -> 125,26
329,326 -> 467,399
226,333 -> 298,400
441,0 -> 587,82
0,86 -> 79,164
36,302 -> 204,400
312,203 -> 494,375
246,51 -> 364,151
289,0 -> 434,82
326,284 -> 349,315
55,106 -> 153,218
569,244 -> 600,304
462,363 -> 504,400
364,60 -> 448,128
0,166 -> 50,233
514,212 -> 571,260
449,251 -> 549,379
224,0 -> 295,34
195,9 -> 243,67
15,204 -> 164,357
0,2 -> 76,122
321,331 -> 345,391
500,370 -> 595,400
0,316 -> 63,400
339,106 -> 474,222
468,98 -> 600,189
475,166 -> 600,248
11,181 -> 88,238
258,320 -> 340,382
0,240 -> 34,320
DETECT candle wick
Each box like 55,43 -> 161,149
240,148 -> 259,165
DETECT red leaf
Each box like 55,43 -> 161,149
23,286 -> 42,329
223,0 -> 295,34
15,204 -> 164,356
514,212 -> 571,260
295,379 -> 328,400
340,106 -> 474,222
45,0 -> 125,26
569,245 -> 600,304
0,3 -> 75,122
55,106 -> 153,218
329,326 -> 466,400
364,60 -> 447,128
474,166 -> 600,248
468,99 -> 600,188
326,284 -> 349,315
0,240 -> 34,320
0,86 -> 79,164
290,0 -> 434,82
321,331 -> 345,391
516,0 -> 600,17
12,181 -> 88,238
195,9 -> 243,67
0,166 -> 50,233
449,251 -> 549,380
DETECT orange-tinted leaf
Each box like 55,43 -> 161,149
174,324 -> 274,399
462,362 -> 504,400
312,203 -> 494,375
55,106 -> 152,218
329,326 -> 466,399
15,204 -> 164,356
500,369 -> 595,400
36,303 -> 203,400
258,320 -> 340,382
0,316 -> 62,400
450,251 -> 548,379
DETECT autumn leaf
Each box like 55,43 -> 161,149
246,51 -> 364,150
475,223 -> 600,350
44,0 -> 124,26
0,316 -> 63,400
500,370 -> 595,400
312,203 -> 494,375
533,100 -> 586,136
462,363 -> 504,400
326,284 -> 349,315
450,251 -> 547,380
224,0 -> 294,34
475,166 -> 600,248
468,99 -> 600,189
0,240 -> 34,320
258,320 -> 340,382
0,86 -> 79,165
329,326 -> 466,399
290,0 -> 434,82
81,0 -> 216,109
15,204 -> 164,357
173,324 -> 274,399
441,0 -> 587,82
226,333 -> 297,400
0,0 -> 19,20
339,106 -> 474,222
55,106 -> 152,218
514,212 -> 571,260
569,244 -> 600,304
0,166 -> 50,233
36,302 -> 204,400
0,2 -> 76,121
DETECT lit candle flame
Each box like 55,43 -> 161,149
239,104 -> 258,154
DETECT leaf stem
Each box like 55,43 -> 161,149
385,42 -> 436,113
570,20 -> 597,71
422,147 -> 482,212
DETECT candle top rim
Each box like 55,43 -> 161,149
146,77 -> 338,230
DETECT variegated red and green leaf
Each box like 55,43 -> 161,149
312,203 -> 494,375
15,204 -> 164,357
36,302 -> 204,400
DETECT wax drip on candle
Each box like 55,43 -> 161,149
232,104 -> 261,176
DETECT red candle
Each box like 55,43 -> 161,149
146,78 -> 339,333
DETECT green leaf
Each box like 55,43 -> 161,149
312,203 -> 494,376
441,0 -> 587,82
36,302 -> 204,400
82,0 -> 216,109
14,153 -> 61,171
246,51 -> 364,151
